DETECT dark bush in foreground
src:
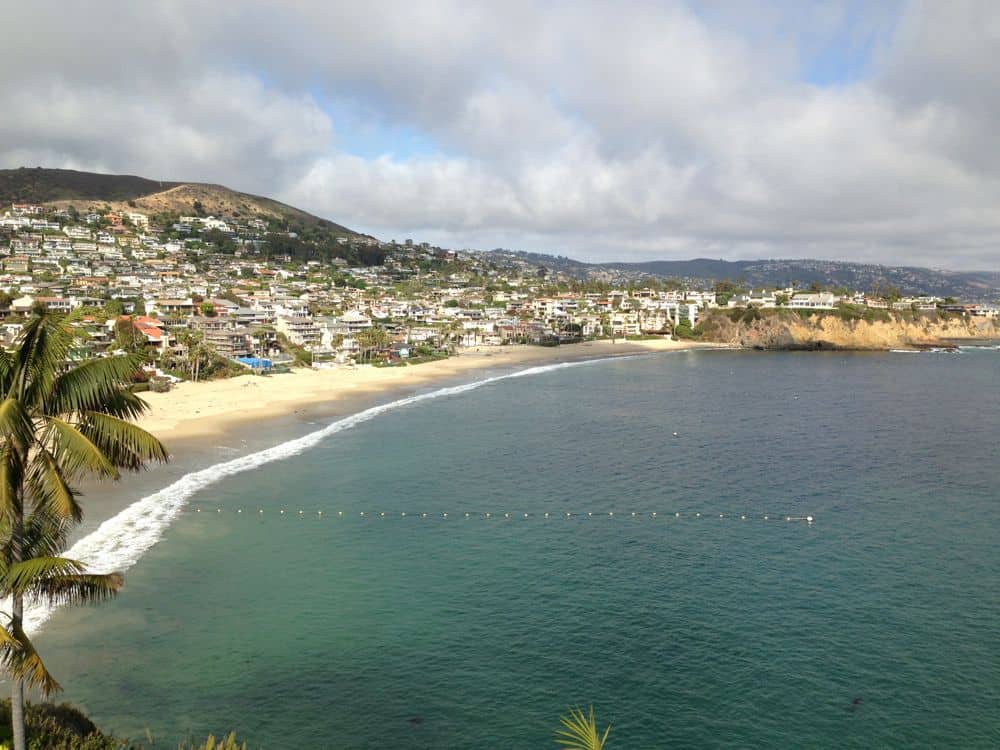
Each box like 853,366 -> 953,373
0,701 -> 247,750
0,700 -> 131,749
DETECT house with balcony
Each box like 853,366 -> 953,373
275,315 -> 322,349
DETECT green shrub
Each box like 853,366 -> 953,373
0,700 -> 133,750
673,319 -> 700,339
833,303 -> 866,322
179,733 -> 247,750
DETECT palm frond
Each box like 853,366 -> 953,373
42,416 -> 119,480
77,411 -> 168,471
99,388 -> 155,420
555,706 -> 611,750
47,354 -> 149,418
2,623 -> 62,695
0,349 -> 16,396
0,444 -> 24,521
20,510 -> 72,559
0,622 -> 22,651
13,312 -> 70,407
26,449 -> 83,523
2,556 -> 87,596
0,397 -> 33,448
29,571 -> 124,606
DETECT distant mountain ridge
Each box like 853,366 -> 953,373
0,167 -> 362,237
488,251 -> 1000,301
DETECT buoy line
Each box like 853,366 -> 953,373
188,507 -> 815,524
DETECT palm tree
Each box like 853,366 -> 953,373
176,328 -> 208,382
250,324 -> 275,363
0,311 -> 168,750
356,326 -> 389,363
555,706 -> 612,750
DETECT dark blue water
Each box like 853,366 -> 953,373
38,350 -> 1000,748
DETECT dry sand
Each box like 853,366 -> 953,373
137,339 -> 716,448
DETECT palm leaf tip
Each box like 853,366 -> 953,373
78,412 -> 168,471
1,624 -> 63,696
555,705 -> 611,750
41,571 -> 124,605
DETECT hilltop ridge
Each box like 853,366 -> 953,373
0,167 -> 179,203
485,251 -> 1000,302
0,167 -> 363,237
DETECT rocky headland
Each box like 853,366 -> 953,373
695,309 -> 999,350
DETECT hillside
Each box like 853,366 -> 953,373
605,258 -> 1000,301
0,167 -> 362,237
0,166 -> 180,204
487,251 -> 1000,301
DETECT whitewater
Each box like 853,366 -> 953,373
25,355 -> 642,633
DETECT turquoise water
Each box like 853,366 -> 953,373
36,350 -> 1000,748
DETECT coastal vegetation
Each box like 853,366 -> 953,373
0,698 -> 602,749
0,699 -> 126,749
0,699 -> 247,749
0,311 -> 168,750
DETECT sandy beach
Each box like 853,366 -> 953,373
137,339 -> 715,447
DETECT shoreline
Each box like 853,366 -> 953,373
62,338 -> 722,549
28,337 -> 722,631
136,339 -> 719,450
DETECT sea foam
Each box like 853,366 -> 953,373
24,355 -> 636,633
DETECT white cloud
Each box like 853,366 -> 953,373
2,0 -> 999,269
0,73 -> 333,194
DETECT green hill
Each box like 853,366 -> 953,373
0,166 -> 180,204
0,167 -> 363,237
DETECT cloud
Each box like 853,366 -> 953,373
0,72 -> 333,191
2,1 -> 999,269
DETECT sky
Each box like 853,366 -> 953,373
1,0 -> 999,270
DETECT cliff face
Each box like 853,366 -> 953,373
697,310 -> 1000,350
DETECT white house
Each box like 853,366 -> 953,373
788,292 -> 838,310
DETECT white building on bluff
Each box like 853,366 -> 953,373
788,292 -> 838,310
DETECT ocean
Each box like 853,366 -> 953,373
32,349 -> 1000,748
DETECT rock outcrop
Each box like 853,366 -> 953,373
696,310 -> 999,350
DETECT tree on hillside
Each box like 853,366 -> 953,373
176,329 -> 209,381
0,311 -> 168,750
112,319 -> 143,355
251,325 -> 275,361
714,280 -> 738,294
